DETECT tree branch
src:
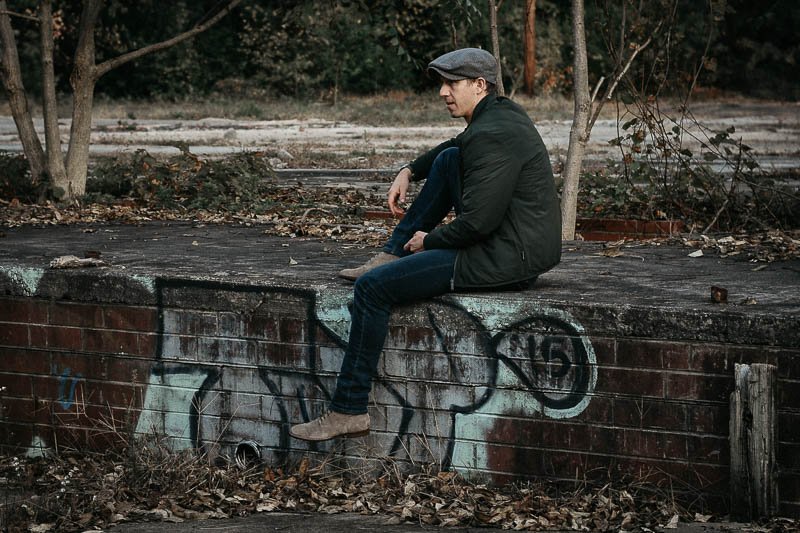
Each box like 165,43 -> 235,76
0,9 -> 38,22
587,22 -> 660,131
94,0 -> 242,80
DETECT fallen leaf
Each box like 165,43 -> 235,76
664,514 -> 680,529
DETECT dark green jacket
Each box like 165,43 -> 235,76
409,94 -> 561,289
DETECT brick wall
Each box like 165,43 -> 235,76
0,275 -> 798,516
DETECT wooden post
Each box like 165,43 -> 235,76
729,363 -> 778,520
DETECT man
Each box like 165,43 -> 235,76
289,47 -> 561,441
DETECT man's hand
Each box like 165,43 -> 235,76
388,167 -> 412,216
403,231 -> 427,253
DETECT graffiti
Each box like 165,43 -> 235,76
54,366 -> 84,410
0,266 -> 595,474
135,279 -> 596,476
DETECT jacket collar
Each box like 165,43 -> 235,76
468,93 -> 497,125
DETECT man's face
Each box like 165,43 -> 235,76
439,78 -> 484,123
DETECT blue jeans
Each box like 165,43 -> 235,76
330,148 -> 462,414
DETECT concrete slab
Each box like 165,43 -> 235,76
1,220 -> 798,322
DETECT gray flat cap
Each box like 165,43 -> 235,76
428,48 -> 497,84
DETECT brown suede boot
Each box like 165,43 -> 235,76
289,411 -> 370,442
338,252 -> 398,281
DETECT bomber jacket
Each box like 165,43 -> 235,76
408,94 -> 561,289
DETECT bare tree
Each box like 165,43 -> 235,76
487,0 -> 505,96
560,0 -> 657,239
523,0 -> 536,95
0,0 -> 242,201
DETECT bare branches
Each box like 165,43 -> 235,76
94,0 -> 242,80
588,23 -> 660,131
0,9 -> 38,22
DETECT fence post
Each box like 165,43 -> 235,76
729,363 -> 778,520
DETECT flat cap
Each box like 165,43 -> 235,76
428,48 -> 497,84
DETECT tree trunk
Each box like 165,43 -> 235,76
561,0 -> 591,240
0,1 -> 46,183
40,0 -> 67,190
63,0 -> 102,199
523,0 -> 536,95
488,0 -> 505,96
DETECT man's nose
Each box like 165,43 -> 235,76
439,83 -> 449,97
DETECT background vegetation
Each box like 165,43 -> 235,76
9,0 -> 800,102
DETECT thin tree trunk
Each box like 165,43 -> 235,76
523,0 -> 536,95
488,0 -> 505,96
0,1 -> 46,182
40,0 -> 67,190
561,0 -> 591,240
63,0 -> 102,199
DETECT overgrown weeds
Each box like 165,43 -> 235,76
588,96 -> 800,233
87,148 -> 278,213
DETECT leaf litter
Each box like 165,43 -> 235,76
0,450 -> 796,533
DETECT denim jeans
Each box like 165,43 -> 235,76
330,147 -> 462,414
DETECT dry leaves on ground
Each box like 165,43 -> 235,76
1,451 -> 797,533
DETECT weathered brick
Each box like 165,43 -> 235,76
778,443 -> 800,469
51,353 -> 107,381
204,337 -> 256,366
243,313 -> 280,341
0,298 -> 48,324
0,372 -> 33,397
686,435 -> 727,464
46,326 -> 83,351
136,333 -> 157,357
780,379 -> 800,410
589,425 -> 622,454
49,302 -> 104,328
259,341 -> 308,369
218,312 -> 246,338
686,404 -> 728,435
279,317 -> 307,344
403,325 -> 437,352
159,334 -> 197,361
372,378 -> 407,407
690,345 -> 731,373
83,328 -> 139,355
103,306 -> 157,332
616,339 -> 690,369
613,398 -> 686,431
602,368 -> 664,398
588,336 -> 616,367
576,394 -> 613,424
162,310 -> 218,336
447,353 -> 493,385
777,348 -> 800,379
0,396 -> 37,423
317,345 -> 343,374
665,372 -> 732,402
405,381 -> 475,411
0,323 -> 28,347
0,346 -> 50,374
89,381 -> 145,409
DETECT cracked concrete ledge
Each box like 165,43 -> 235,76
1,221 -> 798,347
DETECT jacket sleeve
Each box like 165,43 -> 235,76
423,131 -> 522,250
407,139 -> 458,182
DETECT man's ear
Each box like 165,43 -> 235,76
475,77 -> 488,94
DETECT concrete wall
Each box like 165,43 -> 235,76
0,269 -> 798,516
